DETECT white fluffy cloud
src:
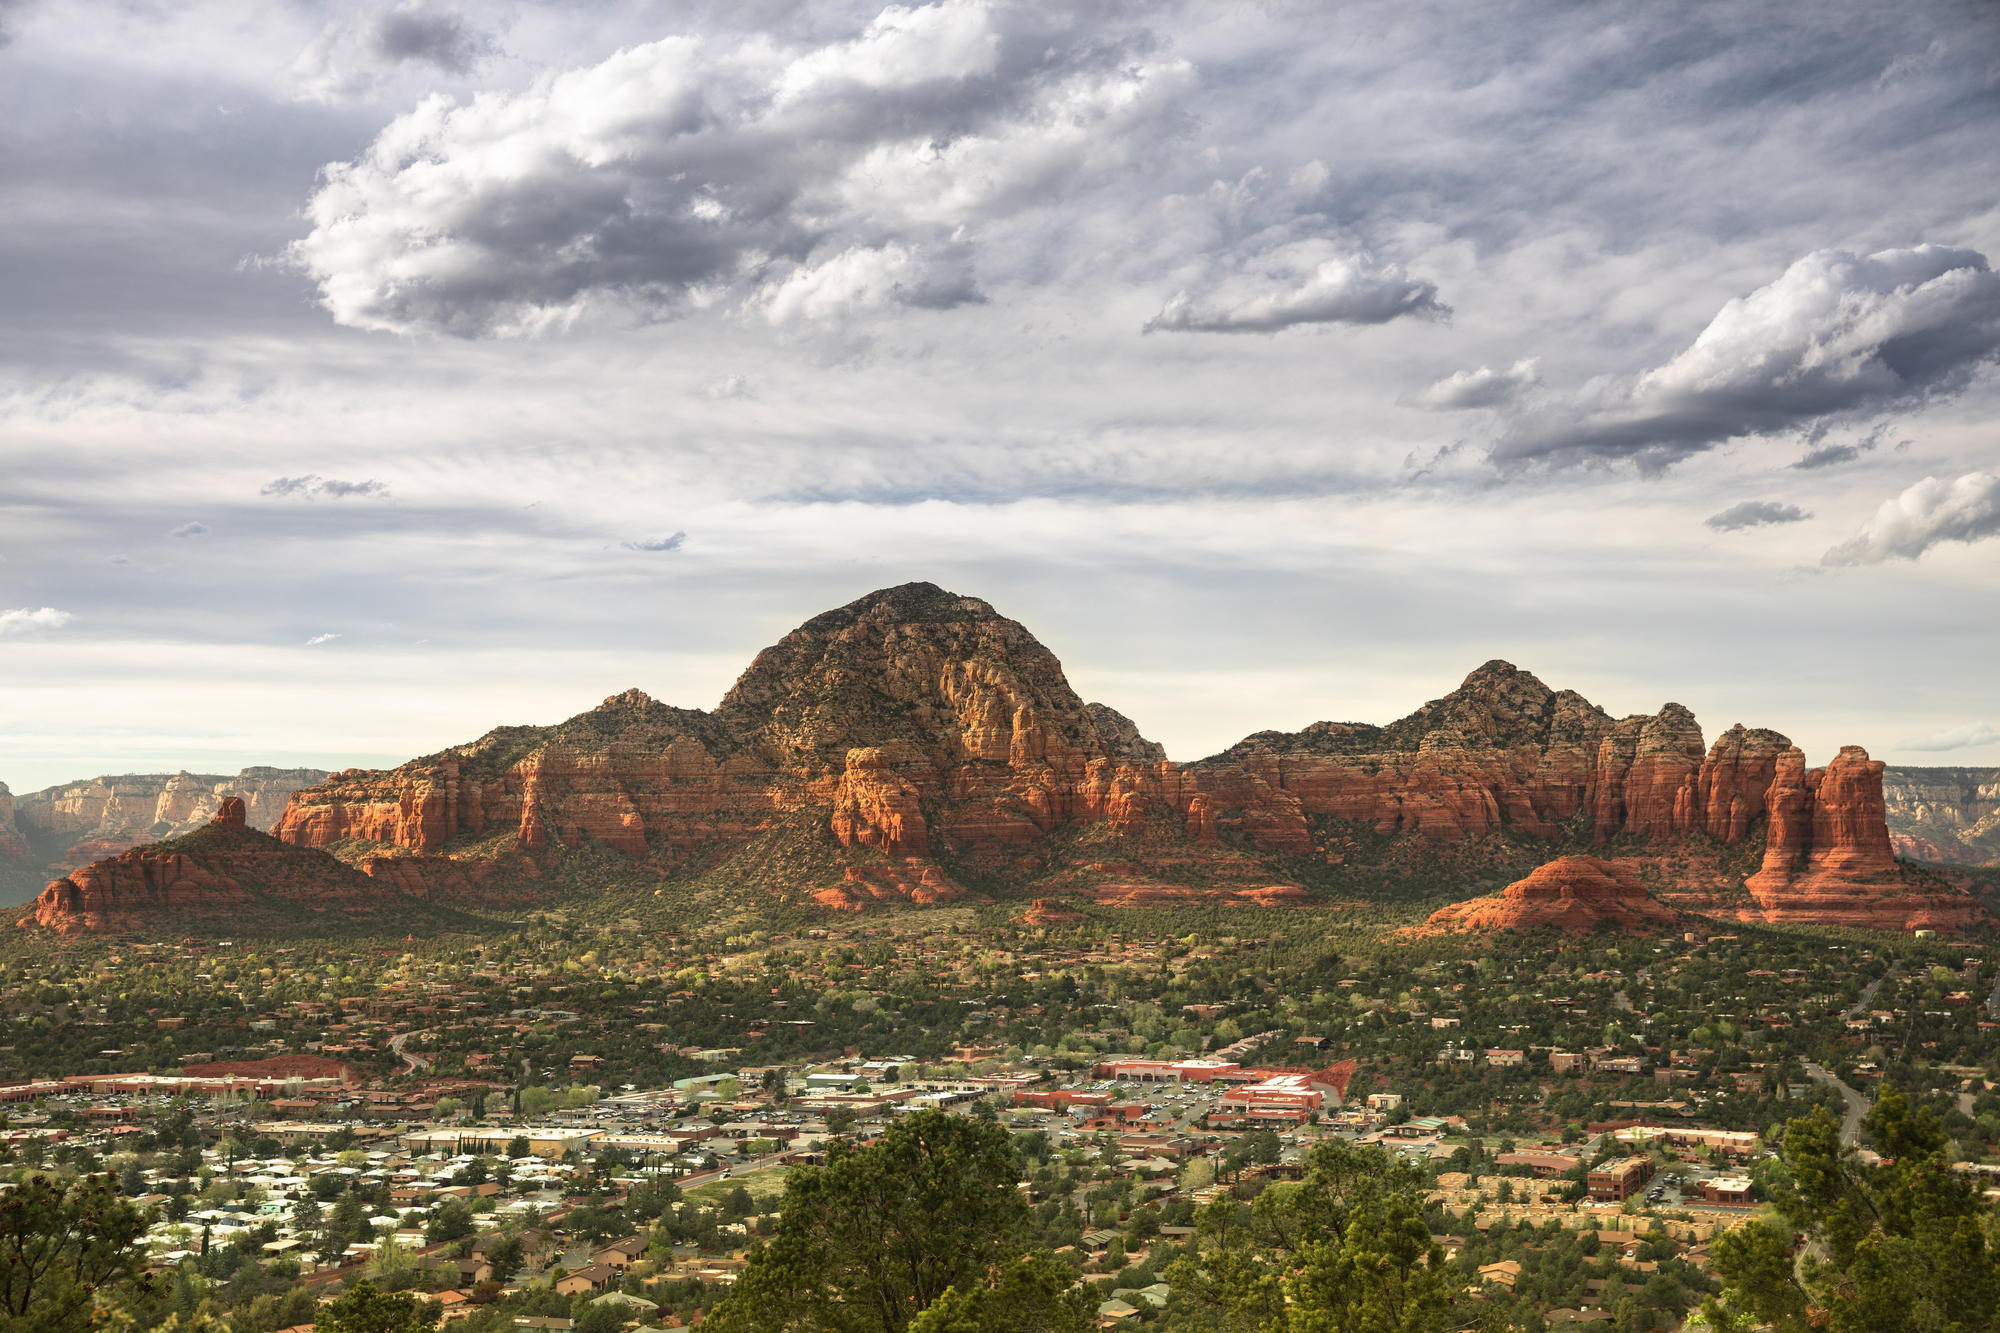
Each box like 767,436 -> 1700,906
760,242 -> 980,324
1411,359 -> 1540,410
1146,254 -> 1444,334
304,632 -> 341,646
1895,720 -> 1999,752
623,533 -> 686,552
289,2 -> 1194,336
0,607 -> 73,634
1821,471 -> 2000,565
1494,245 -> 2000,468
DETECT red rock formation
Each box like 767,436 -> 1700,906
1422,856 -> 1684,935
254,584 -> 1938,927
811,861 -> 970,911
19,799 -> 434,937
1022,898 -> 1085,924
1741,746 -> 1977,930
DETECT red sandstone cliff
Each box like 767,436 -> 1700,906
247,582 -> 1963,928
1420,856 -> 1684,935
20,798 -> 442,937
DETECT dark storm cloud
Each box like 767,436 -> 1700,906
1491,246 -> 2000,471
1704,501 -> 1810,531
372,8 -> 496,75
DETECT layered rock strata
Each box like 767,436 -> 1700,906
1882,766 -> 2000,866
20,798 -> 430,937
1422,856 -> 1683,934
11,767 -> 330,870
221,581 -> 1962,927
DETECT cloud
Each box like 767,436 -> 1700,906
260,476 -> 390,499
1895,720 -> 1998,752
623,533 -> 687,552
1411,359 -> 1541,410
1493,246 -> 2000,470
289,2 -> 1195,336
168,521 -> 209,538
1145,256 -> 1445,334
705,375 -> 755,400
372,7 -> 496,76
0,607 -> 73,634
1704,500 -> 1811,531
760,242 -> 981,324
1793,443 -> 1866,469
1821,471 -> 2000,565
304,632 -> 341,646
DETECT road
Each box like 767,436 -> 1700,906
1843,962 -> 1898,1021
391,1031 -> 432,1076
1801,1060 -> 1869,1146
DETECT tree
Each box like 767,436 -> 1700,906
484,1235 -> 524,1285
313,1279 -> 440,1333
506,1136 -> 531,1160
0,1173 -> 153,1333
1709,1092 -> 1998,1333
708,1109 -> 1057,1333
1166,1138 -> 1448,1333
424,1201 -> 477,1245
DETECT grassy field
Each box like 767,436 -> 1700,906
683,1164 -> 793,1209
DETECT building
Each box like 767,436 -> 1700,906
1586,1157 -> 1652,1202
1494,1151 -> 1580,1178
1612,1125 -> 1760,1159
1485,1049 -> 1526,1068
1549,1051 -> 1585,1074
1698,1176 -> 1753,1205
1211,1074 -> 1322,1127
1365,1093 -> 1403,1112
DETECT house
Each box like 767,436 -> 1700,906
554,1263 -> 618,1295
1485,1050 -> 1526,1068
594,1236 -> 648,1270
422,1255 -> 493,1286
1477,1260 -> 1522,1289
1699,1176 -> 1753,1205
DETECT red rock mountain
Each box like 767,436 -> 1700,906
19,797 -> 448,937
1421,856 -> 1684,935
30,582 -> 1972,933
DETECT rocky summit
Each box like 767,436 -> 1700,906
18,581 -> 1982,935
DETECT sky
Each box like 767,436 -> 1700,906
3,0 -> 1999,795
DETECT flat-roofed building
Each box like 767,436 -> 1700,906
1587,1157 -> 1652,1202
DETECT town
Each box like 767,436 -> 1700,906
2,909 -> 1995,1331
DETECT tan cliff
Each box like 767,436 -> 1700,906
9,767 -> 331,871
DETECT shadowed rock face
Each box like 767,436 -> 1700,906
31,582 -> 1966,932
6,768 -> 331,872
20,798 -> 439,937
1421,856 -> 1684,935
